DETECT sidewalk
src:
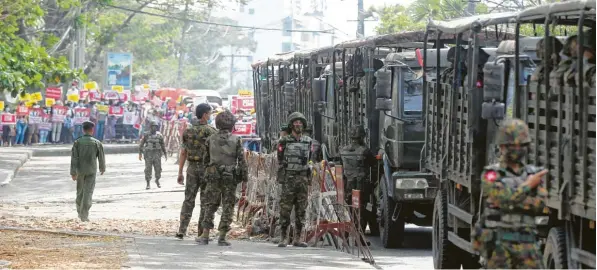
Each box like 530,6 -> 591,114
0,144 -> 139,186
125,236 -> 376,269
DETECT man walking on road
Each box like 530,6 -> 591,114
70,121 -> 106,222
139,121 -> 167,190
175,103 -> 217,240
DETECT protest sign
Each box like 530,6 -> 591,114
109,106 -> 124,116
1,113 -> 16,124
51,105 -> 67,122
45,98 -> 55,107
123,111 -> 138,125
67,94 -> 80,102
29,108 -> 43,124
46,87 -> 62,100
16,106 -> 28,116
74,108 -> 90,125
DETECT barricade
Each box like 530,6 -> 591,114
241,151 -> 375,264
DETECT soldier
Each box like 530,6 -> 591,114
531,37 -> 564,82
276,112 -> 312,248
339,125 -> 376,228
70,121 -> 106,222
471,118 -> 549,269
197,110 -> 248,246
175,103 -> 217,240
441,46 -> 467,86
139,121 -> 167,190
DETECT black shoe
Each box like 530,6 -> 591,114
146,184 -> 150,190
155,180 -> 161,188
293,242 -> 308,248
218,239 -> 231,246
196,237 -> 209,245
175,233 -> 184,240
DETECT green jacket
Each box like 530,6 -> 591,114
70,134 -> 106,176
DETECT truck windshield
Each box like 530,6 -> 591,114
403,69 -> 424,115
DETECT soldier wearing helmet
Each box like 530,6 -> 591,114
198,110 -> 248,246
531,37 -> 564,83
139,120 -> 167,190
276,111 -> 312,248
471,118 -> 549,269
339,124 -> 377,240
176,103 -> 217,240
441,46 -> 467,87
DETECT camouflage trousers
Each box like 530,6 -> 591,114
144,151 -> 162,182
486,241 -> 544,269
201,181 -> 238,233
178,162 -> 211,235
279,174 -> 310,235
76,174 -> 96,221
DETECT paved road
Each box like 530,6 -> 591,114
0,153 -> 433,269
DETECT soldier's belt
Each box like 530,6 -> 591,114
495,231 -> 536,243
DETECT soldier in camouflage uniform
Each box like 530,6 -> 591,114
139,121 -> 167,190
70,121 -> 106,222
531,37 -> 563,82
276,112 -> 312,248
176,103 -> 217,240
471,118 -> 549,269
198,110 -> 248,246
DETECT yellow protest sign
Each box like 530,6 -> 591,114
31,92 -> 43,102
142,84 -> 150,90
25,101 -> 35,107
176,96 -> 182,103
238,90 -> 253,96
84,81 -> 98,91
67,94 -> 80,102
97,104 -> 109,113
45,98 -> 55,107
112,85 -> 124,93
0,101 -> 4,111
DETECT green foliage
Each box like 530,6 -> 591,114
374,5 -> 426,34
0,0 -> 83,96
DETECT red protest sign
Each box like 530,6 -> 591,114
46,87 -> 62,100
29,108 -> 43,124
89,91 -> 101,102
109,106 -> 124,116
52,105 -> 67,122
16,106 -> 29,116
232,122 -> 252,136
133,91 -> 148,102
238,97 -> 254,111
1,113 -> 16,124
74,108 -> 90,125
79,90 -> 89,101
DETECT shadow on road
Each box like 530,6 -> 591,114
366,225 -> 432,269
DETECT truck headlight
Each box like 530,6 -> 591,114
395,178 -> 428,189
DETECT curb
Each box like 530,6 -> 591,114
0,151 -> 32,187
0,225 -> 137,239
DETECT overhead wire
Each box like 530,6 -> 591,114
104,4 -> 335,34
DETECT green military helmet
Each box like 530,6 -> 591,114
151,121 -> 159,127
536,36 -> 563,61
215,110 -> 236,130
350,125 -> 366,139
496,118 -> 532,145
287,111 -> 307,128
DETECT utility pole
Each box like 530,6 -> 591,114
357,0 -> 365,38
467,0 -> 477,15
229,46 -> 235,90
177,0 -> 190,86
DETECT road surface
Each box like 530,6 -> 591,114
0,153 -> 433,268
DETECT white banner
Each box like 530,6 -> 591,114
123,111 -> 139,125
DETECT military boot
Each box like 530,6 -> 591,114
278,230 -> 288,247
196,229 -> 209,245
292,228 -> 308,247
155,179 -> 161,188
146,180 -> 150,190
217,231 -> 231,246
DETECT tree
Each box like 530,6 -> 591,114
374,5 -> 425,34
0,0 -> 83,96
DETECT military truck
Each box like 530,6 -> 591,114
425,1 -> 596,269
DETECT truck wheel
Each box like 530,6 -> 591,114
543,227 -> 568,269
378,175 -> 405,248
432,189 -> 459,269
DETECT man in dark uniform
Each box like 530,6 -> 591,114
175,103 -> 217,240
276,112 -> 312,248
70,121 -> 106,222
471,118 -> 549,269
197,110 -> 248,246
139,121 -> 167,189
339,125 -> 377,233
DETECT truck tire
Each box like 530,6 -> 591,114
543,227 -> 568,269
378,175 -> 405,248
432,189 -> 459,269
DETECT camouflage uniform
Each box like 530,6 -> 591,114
531,37 -> 563,82
277,112 -> 312,248
139,121 -> 167,189
70,122 -> 106,222
199,111 -> 248,246
177,119 -> 217,237
471,119 -> 547,269
551,35 -> 578,87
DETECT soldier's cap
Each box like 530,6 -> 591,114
151,121 -> 159,126
82,121 -> 95,130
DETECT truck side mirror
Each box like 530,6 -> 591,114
375,69 -> 392,111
